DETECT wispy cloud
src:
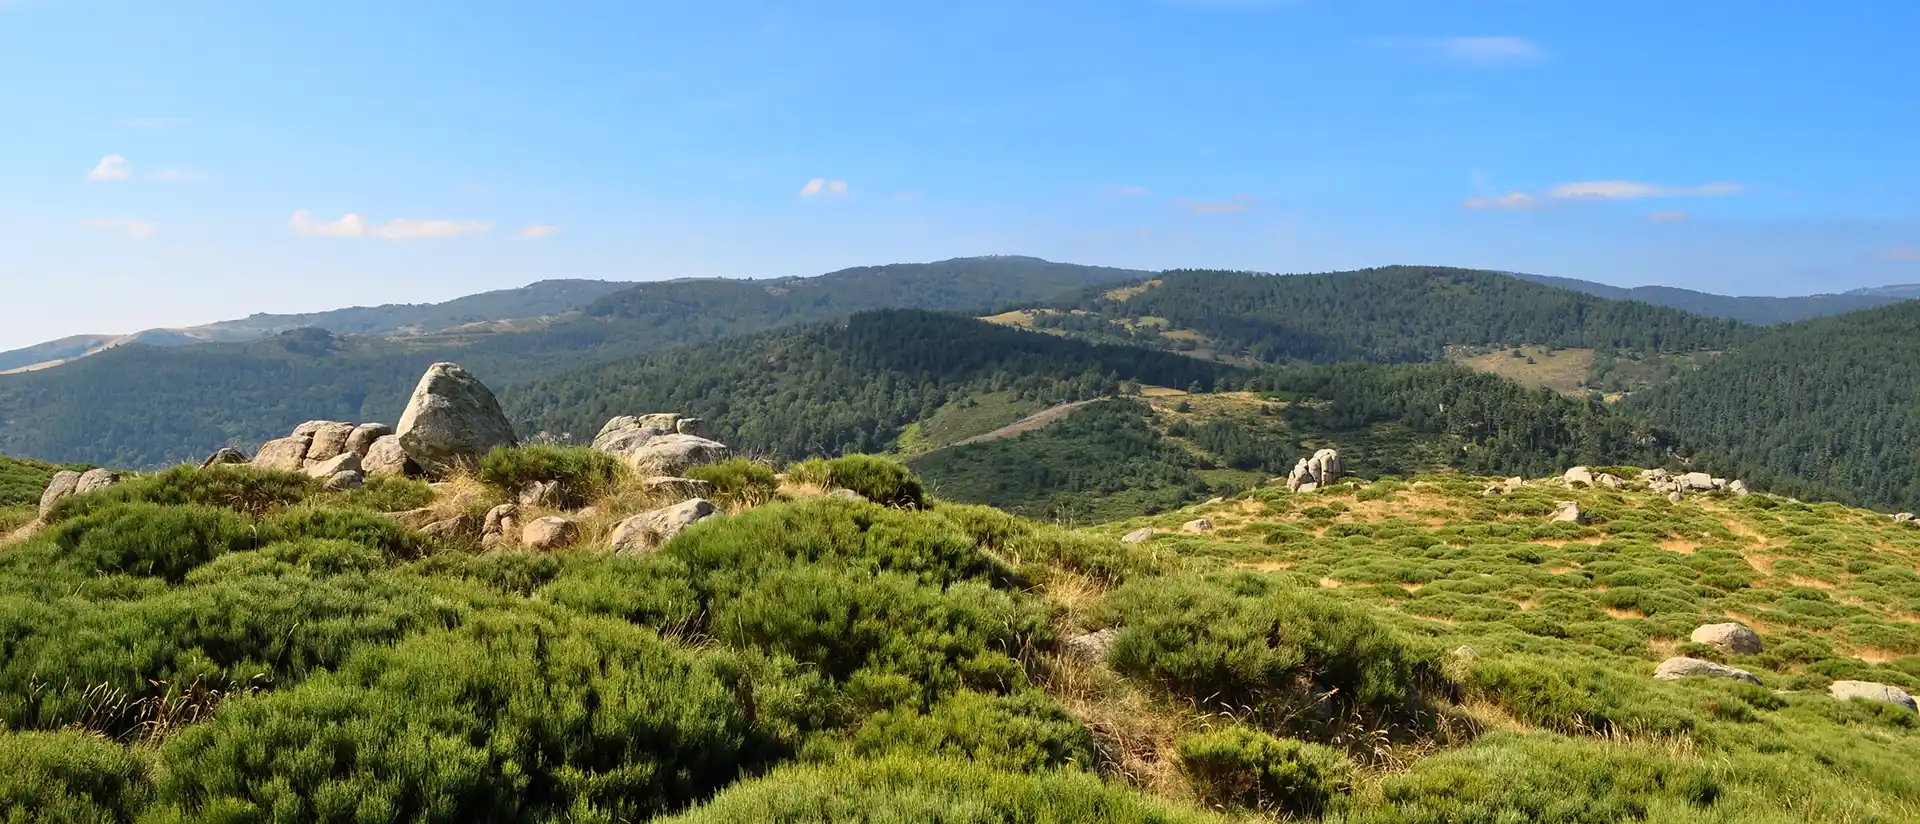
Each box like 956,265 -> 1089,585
1549,180 -> 1745,200
150,168 -> 199,183
1436,36 -> 1542,66
87,154 -> 131,181
1178,194 -> 1257,214
1463,179 -> 1748,212
1100,185 -> 1150,197
798,177 -> 849,197
1647,210 -> 1690,222
520,224 -> 561,239
1880,245 -> 1920,262
289,210 -> 491,240
79,217 -> 157,237
113,117 -> 189,130
1461,191 -> 1539,211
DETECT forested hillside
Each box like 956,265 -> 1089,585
508,310 -> 1235,459
0,258 -> 1148,467
1627,301 -> 1920,511
1512,272 -> 1914,325
1051,266 -> 1754,363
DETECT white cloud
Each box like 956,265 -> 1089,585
289,209 -> 491,240
1549,180 -> 1744,200
78,217 -> 157,237
1647,210 -> 1690,222
1177,194 -> 1257,214
1100,185 -> 1150,197
1462,191 -> 1538,211
520,224 -> 561,238
1437,36 -> 1542,66
1880,245 -> 1920,262
799,177 -> 849,197
87,154 -> 131,181
151,168 -> 199,183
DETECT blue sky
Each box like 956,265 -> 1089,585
2,0 -> 1917,348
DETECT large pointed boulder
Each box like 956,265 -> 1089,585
395,363 -> 518,478
37,471 -> 83,518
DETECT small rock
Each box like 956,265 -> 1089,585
521,516 -> 579,551
345,423 -> 394,457
1895,513 -> 1917,524
304,453 -> 361,480
302,422 -> 357,464
1669,492 -> 1685,503
1653,657 -> 1761,685
254,435 -> 312,473
1690,622 -> 1762,655
1710,478 -> 1729,491
1205,496 -> 1225,506
674,417 -> 704,436
362,435 -> 417,477
611,498 -> 718,555
1596,473 -> 1626,490
1829,680 -> 1918,713
74,468 -> 121,495
421,514 -> 477,542
620,434 -> 730,476
825,488 -> 867,502
1550,501 -> 1582,524
519,480 -> 563,508
1483,485 -> 1505,496
1680,472 -> 1717,492
1295,482 -> 1318,494
1504,477 -> 1525,492
1182,518 -> 1213,533
483,503 -> 519,536
1121,527 -> 1156,544
1728,479 -> 1751,497
37,471 -> 83,517
1563,466 -> 1595,487
323,470 -> 365,491
1065,628 -> 1121,663
1641,468 -> 1673,483
200,447 -> 250,468
643,476 -> 714,494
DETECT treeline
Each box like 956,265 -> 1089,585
1063,267 -> 1755,363
1626,302 -> 1920,511
509,310 -> 1236,460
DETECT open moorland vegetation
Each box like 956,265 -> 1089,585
3,448 -> 1916,822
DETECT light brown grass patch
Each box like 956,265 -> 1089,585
1319,577 -> 1342,588
1658,539 -> 1699,554
1604,606 -> 1645,620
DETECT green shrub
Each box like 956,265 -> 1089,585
261,506 -> 432,559
0,730 -> 153,822
1176,727 -> 1353,815
1094,573 -> 1438,721
1363,732 -> 1729,824
477,445 -> 625,508
790,455 -> 926,509
685,458 -> 780,506
0,504 -> 32,534
849,690 -> 1095,772
46,464 -> 314,521
655,755 -> 1222,824
50,502 -> 256,582
1463,657 -> 1699,738
338,474 -> 434,512
153,612 -> 818,823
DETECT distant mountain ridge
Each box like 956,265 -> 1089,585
1508,272 -> 1920,325
0,279 -> 637,374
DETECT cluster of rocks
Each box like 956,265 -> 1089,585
1892,513 -> 1919,528
1284,448 -> 1341,493
1653,621 -> 1915,713
1560,466 -> 1627,490
248,362 -> 520,487
590,414 -> 727,476
1640,468 -> 1748,502
36,468 -> 124,518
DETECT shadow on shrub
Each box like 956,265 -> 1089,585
261,506 -> 432,560
1176,726 -> 1353,816
477,445 -> 625,508
0,730 -> 153,822
47,465 -> 315,522
51,502 -> 256,581
686,458 -> 780,507
789,455 -> 926,509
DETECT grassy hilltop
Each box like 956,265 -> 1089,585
1,449 -> 1916,822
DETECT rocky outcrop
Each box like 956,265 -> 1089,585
304,453 -> 361,480
1829,680 -> 1917,712
421,513 -> 477,543
389,508 -> 440,529
395,363 -> 518,478
323,470 -> 364,492
1690,622 -> 1762,655
1653,657 -> 1761,685
1680,472 -> 1717,492
254,435 -> 311,473
1287,449 -> 1342,492
37,471 -> 83,517
1563,466 -> 1594,487
611,498 -> 717,556
642,477 -> 713,496
201,447 -> 249,468
1121,527 -> 1155,544
592,414 -> 730,476
345,423 -> 393,458
518,480 -> 563,509
74,468 -> 120,495
522,516 -> 579,552
1596,473 -> 1626,490
481,504 -> 519,550
1550,501 -> 1583,524
1182,518 -> 1213,534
